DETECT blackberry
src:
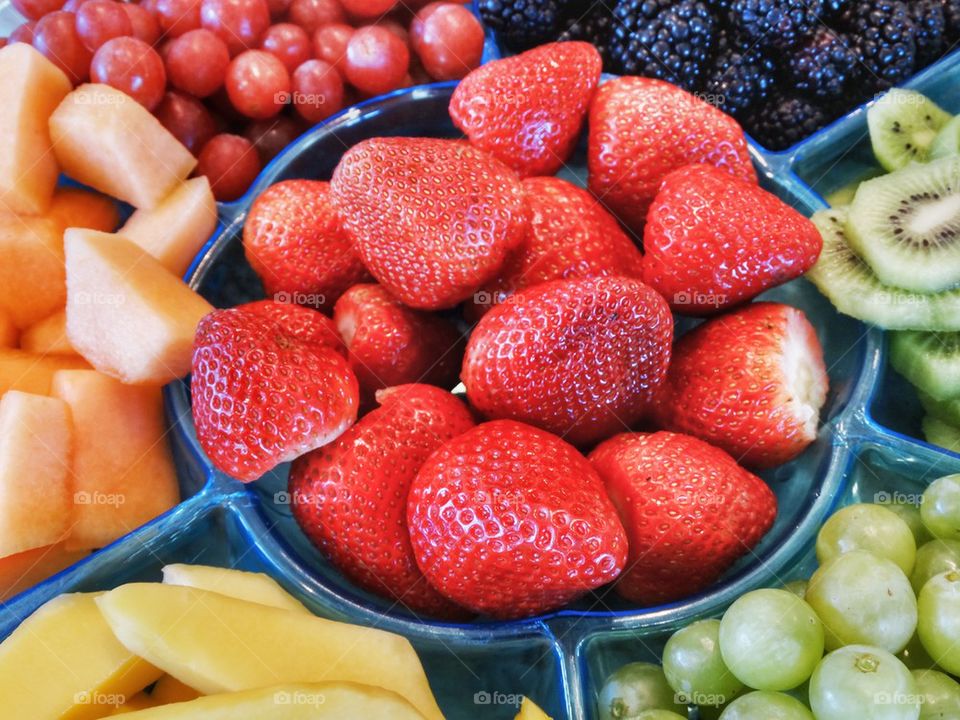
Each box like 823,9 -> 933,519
478,0 -> 564,52
841,0 -> 917,90
787,27 -> 859,100
558,4 -> 616,64
823,0 -> 850,15
944,0 -> 960,43
727,0 -> 824,50
609,0 -> 717,91
700,34 -> 776,116
745,93 -> 833,150
912,0 -> 947,65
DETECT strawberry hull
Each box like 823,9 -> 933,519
5,76 -> 959,720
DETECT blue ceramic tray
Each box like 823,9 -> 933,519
4,47 -> 960,720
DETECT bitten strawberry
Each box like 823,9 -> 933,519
448,41 -> 601,178
653,302 -> 829,469
333,284 -> 464,400
589,431 -> 777,606
408,419 -> 627,618
191,302 -> 359,481
243,179 -> 369,313
468,176 -> 645,319
643,164 -> 823,315
289,384 -> 475,618
588,77 -> 756,233
330,137 -> 527,310
243,299 -> 344,354
462,276 -> 673,446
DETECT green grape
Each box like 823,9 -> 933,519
809,645 -> 920,720
663,619 -> 744,709
718,691 -> 814,719
912,668 -> 960,719
718,589 -> 823,691
887,501 -> 934,547
910,539 -> 960,594
917,570 -> 960,676
634,712 -> 687,720
783,579 -> 808,599
806,550 -> 917,653
921,475 -> 960,541
597,662 -> 686,719
898,632 -> 938,671
816,503 -> 917,574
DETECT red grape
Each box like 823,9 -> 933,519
287,0 -> 344,33
339,0 -> 394,19
343,25 -> 408,96
155,0 -> 202,37
90,36 -> 167,110
10,22 -> 37,45
290,58 -> 342,122
266,0 -> 291,18
11,0 -> 65,21
225,49 -> 290,118
373,16 -> 407,43
244,114 -> 302,162
411,2 -> 482,80
154,90 -> 217,153
32,11 -> 91,84
139,0 -> 158,14
75,0 -> 133,52
260,22 -> 310,72
122,3 -> 161,44
200,0 -> 270,55
311,22 -> 352,73
164,28 -> 230,97
197,133 -> 261,201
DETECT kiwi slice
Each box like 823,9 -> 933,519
924,414 -> 960,453
889,331 -> 960,400
847,155 -> 960,293
807,207 -> 960,330
931,115 -> 960,160
868,89 -> 952,171
920,391 -> 960,426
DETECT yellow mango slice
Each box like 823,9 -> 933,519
96,584 -> 445,720
161,564 -> 309,613
150,676 -> 201,705
515,697 -> 553,719
111,693 -> 156,714
21,310 -> 78,357
0,592 -> 162,720
0,214 -> 66,329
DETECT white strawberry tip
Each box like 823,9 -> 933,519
780,308 -> 830,441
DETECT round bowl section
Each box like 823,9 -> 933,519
168,82 -> 876,639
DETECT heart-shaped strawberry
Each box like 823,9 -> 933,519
191,301 -> 359,481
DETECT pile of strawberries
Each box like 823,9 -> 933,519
190,41 -> 830,620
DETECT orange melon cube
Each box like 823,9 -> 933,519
64,229 -> 214,385
47,186 -> 120,233
119,177 -> 217,277
0,543 -> 90,601
0,311 -> 16,349
49,84 -> 196,209
0,390 -> 72,556
51,369 -> 180,550
20,310 -> 77,356
0,349 -> 88,396
0,44 -> 71,215
0,215 -> 66,328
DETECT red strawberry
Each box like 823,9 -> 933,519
653,302 -> 829,469
462,276 -> 673,446
589,431 -> 777,605
588,77 -> 756,233
643,164 -> 823,315
330,137 -> 527,310
333,284 -> 464,400
289,384 -> 475,618
243,179 -> 369,312
468,176 -> 645,319
191,302 -> 359,481
243,299 -> 344,354
448,41 -> 602,178
408,419 -> 627,618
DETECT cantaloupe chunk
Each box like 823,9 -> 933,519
0,44 -> 71,215
0,311 -> 16,348
0,215 -> 66,328
0,543 -> 90,601
0,349 -> 89,396
47,186 -> 121,233
150,676 -> 202,705
96,584 -> 445,720
51,370 -> 180,550
0,592 -> 163,720
161,564 -> 310,613
119,177 -> 217,277
64,229 -> 214,384
20,310 -> 77,356
49,84 -> 196,209
515,698 -> 552,720
0,391 -> 72,556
